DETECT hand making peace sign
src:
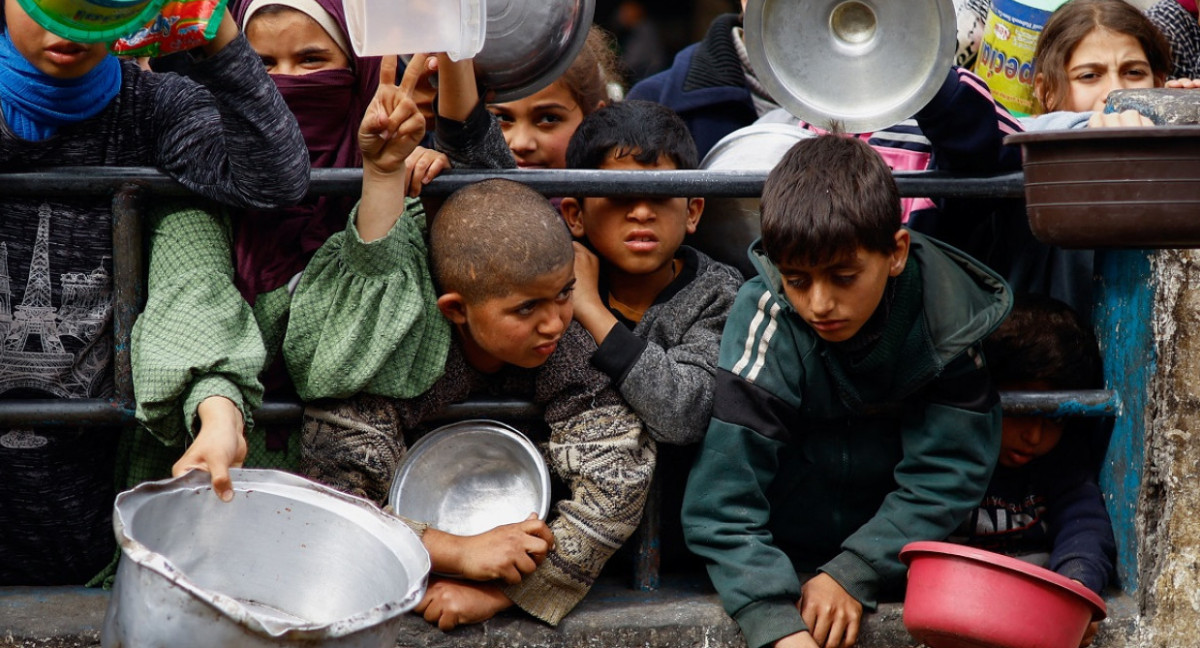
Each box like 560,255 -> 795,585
359,54 -> 428,177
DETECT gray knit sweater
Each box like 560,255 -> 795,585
591,245 -> 742,445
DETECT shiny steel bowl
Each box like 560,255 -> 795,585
745,0 -> 956,133
475,0 -> 595,102
102,469 -> 429,648
388,419 -> 551,537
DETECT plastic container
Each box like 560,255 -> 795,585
343,0 -> 485,60
900,541 -> 1106,648
972,0 -> 1069,116
1005,126 -> 1200,248
14,0 -> 167,43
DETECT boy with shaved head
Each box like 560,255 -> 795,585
292,67 -> 655,630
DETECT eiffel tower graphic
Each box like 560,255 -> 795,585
0,204 -> 74,395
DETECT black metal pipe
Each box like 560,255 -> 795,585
111,186 -> 145,407
0,399 -> 133,426
0,391 -> 1116,429
999,390 -> 1119,417
0,167 -> 1028,199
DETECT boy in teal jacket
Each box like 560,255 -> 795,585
682,134 -> 1011,648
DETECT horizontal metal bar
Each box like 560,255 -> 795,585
998,390 -> 1120,417
0,168 -> 1027,199
0,390 -> 1113,429
0,399 -> 134,427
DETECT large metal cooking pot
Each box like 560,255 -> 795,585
745,0 -> 956,133
102,469 -> 429,648
475,0 -> 595,102
388,419 -> 550,537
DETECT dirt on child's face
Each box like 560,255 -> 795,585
458,263 -> 575,372
777,235 -> 908,344
569,152 -> 701,284
488,81 -> 584,170
4,0 -> 110,78
245,9 -> 350,76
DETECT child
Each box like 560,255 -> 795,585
1030,0 -> 1171,122
0,0 -> 307,586
487,26 -> 619,170
952,293 -> 1115,647
561,100 -> 742,445
282,61 -> 655,629
681,134 -> 1011,648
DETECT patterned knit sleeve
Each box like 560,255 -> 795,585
282,199 -> 451,402
502,326 -> 656,625
131,202 -> 266,446
148,35 -> 310,209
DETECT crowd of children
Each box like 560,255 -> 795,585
4,0 -> 1195,644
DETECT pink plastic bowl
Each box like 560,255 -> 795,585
899,541 -> 1107,648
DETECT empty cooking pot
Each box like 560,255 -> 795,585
101,469 -> 429,648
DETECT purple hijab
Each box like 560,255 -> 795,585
230,0 -> 381,301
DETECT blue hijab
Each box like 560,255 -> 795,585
0,28 -> 121,141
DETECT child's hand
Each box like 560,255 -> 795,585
414,577 -> 513,630
405,54 -> 439,122
1166,78 -> 1200,89
798,573 -> 862,648
424,513 -> 554,583
1087,109 -> 1154,128
774,632 -> 822,648
359,55 -> 426,178
173,395 -> 247,502
404,146 -> 450,197
568,241 -> 619,343
1080,620 -> 1099,647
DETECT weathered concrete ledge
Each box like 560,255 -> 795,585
1,577 -> 1138,648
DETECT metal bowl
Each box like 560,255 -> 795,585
475,0 -> 595,102
745,0 -> 956,133
388,419 -> 551,536
102,469 -> 429,648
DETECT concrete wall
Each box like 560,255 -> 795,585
1139,249 -> 1200,646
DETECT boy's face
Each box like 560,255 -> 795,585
561,152 -> 702,280
777,230 -> 909,343
998,380 -> 1065,468
438,262 -> 576,373
245,9 -> 350,76
4,0 -> 110,78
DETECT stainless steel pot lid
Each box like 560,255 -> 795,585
388,419 -> 551,537
745,0 -> 956,134
476,0 -> 595,102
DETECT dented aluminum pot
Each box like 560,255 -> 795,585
101,469 -> 429,648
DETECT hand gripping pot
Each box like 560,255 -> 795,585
900,541 -> 1106,648
15,0 -> 168,43
101,469 -> 430,648
389,419 -> 551,537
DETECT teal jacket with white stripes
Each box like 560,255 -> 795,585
682,230 -> 1011,648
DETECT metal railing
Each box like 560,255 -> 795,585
0,166 -> 1118,591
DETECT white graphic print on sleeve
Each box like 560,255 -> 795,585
0,204 -> 113,398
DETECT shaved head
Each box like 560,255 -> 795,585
430,179 -> 574,304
